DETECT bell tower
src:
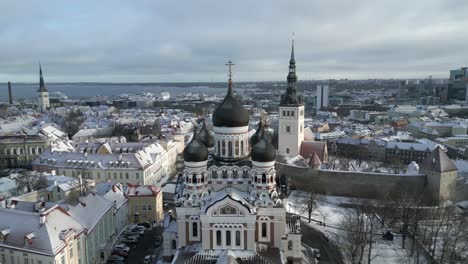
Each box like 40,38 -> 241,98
278,37 -> 304,157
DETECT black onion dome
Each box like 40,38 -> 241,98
251,128 -> 276,162
250,119 -> 271,146
198,120 -> 214,148
212,86 -> 249,127
183,130 -> 208,162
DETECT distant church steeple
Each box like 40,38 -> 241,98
38,64 -> 48,92
37,63 -> 50,112
280,35 -> 303,106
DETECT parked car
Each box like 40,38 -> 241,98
125,231 -> 141,236
107,261 -> 124,264
114,244 -> 130,252
143,255 -> 155,264
121,237 -> 138,244
131,228 -> 145,235
107,255 -> 124,262
111,250 -> 129,258
138,222 -> 151,228
314,249 -> 321,260
123,235 -> 139,241
154,236 -> 163,247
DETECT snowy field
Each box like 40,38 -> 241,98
285,190 -> 427,264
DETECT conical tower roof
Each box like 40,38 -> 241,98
421,147 -> 457,173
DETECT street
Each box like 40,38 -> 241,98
301,222 -> 344,264
124,226 -> 163,264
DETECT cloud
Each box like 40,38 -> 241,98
0,0 -> 467,82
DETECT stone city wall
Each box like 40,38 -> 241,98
276,163 -> 427,199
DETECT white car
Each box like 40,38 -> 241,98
114,244 -> 130,252
143,255 -> 155,264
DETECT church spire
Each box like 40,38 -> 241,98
280,35 -> 303,106
38,63 -> 48,92
225,60 -> 235,96
290,33 -> 296,64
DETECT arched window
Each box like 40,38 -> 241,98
12,149 -> 17,155
217,141 -> 221,155
232,170 -> 238,179
192,173 -> 197,183
288,240 -> 293,250
201,173 -> 205,183
221,141 -> 226,156
240,141 -> 244,155
226,230 -> 231,246
228,142 -> 233,157
262,223 -> 267,238
243,170 -> 248,178
186,176 -> 189,182
235,141 -> 239,156
172,240 -> 177,249
222,170 -> 228,179
262,174 -> 267,184
212,170 -> 217,178
19,148 -> 24,155
38,147 -> 42,153
291,111 -> 294,117
31,148 -> 36,155
192,222 -> 198,237
235,231 -> 241,246
286,148 -> 290,154
6,149 -> 10,155
254,175 -> 258,182
216,230 -> 222,246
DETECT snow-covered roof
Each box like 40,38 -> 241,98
386,141 -> 437,152
0,206 -> 84,256
67,193 -> 113,233
102,184 -> 128,209
126,185 -> 160,197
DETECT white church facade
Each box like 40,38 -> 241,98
163,58 -> 303,263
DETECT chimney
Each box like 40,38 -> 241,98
0,197 -> 6,208
7,82 -> 13,104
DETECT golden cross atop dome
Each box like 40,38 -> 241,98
225,60 -> 235,79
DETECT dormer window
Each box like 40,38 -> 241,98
24,233 -> 35,246
0,228 -> 10,242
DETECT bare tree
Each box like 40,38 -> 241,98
306,191 -> 317,224
339,198 -> 377,263
11,171 -> 47,193
418,205 -> 468,264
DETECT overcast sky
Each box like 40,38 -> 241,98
1,0 -> 467,82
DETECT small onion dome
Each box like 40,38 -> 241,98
251,127 -> 276,162
198,119 -> 214,148
212,86 -> 249,127
183,130 -> 208,162
250,119 -> 271,146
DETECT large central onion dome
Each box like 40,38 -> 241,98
198,119 -> 214,148
251,126 -> 276,162
183,129 -> 208,162
212,84 -> 249,127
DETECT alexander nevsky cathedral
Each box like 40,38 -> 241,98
163,41 -> 307,264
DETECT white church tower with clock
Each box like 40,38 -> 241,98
278,39 -> 305,157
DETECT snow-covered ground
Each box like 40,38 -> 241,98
285,191 -> 427,264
